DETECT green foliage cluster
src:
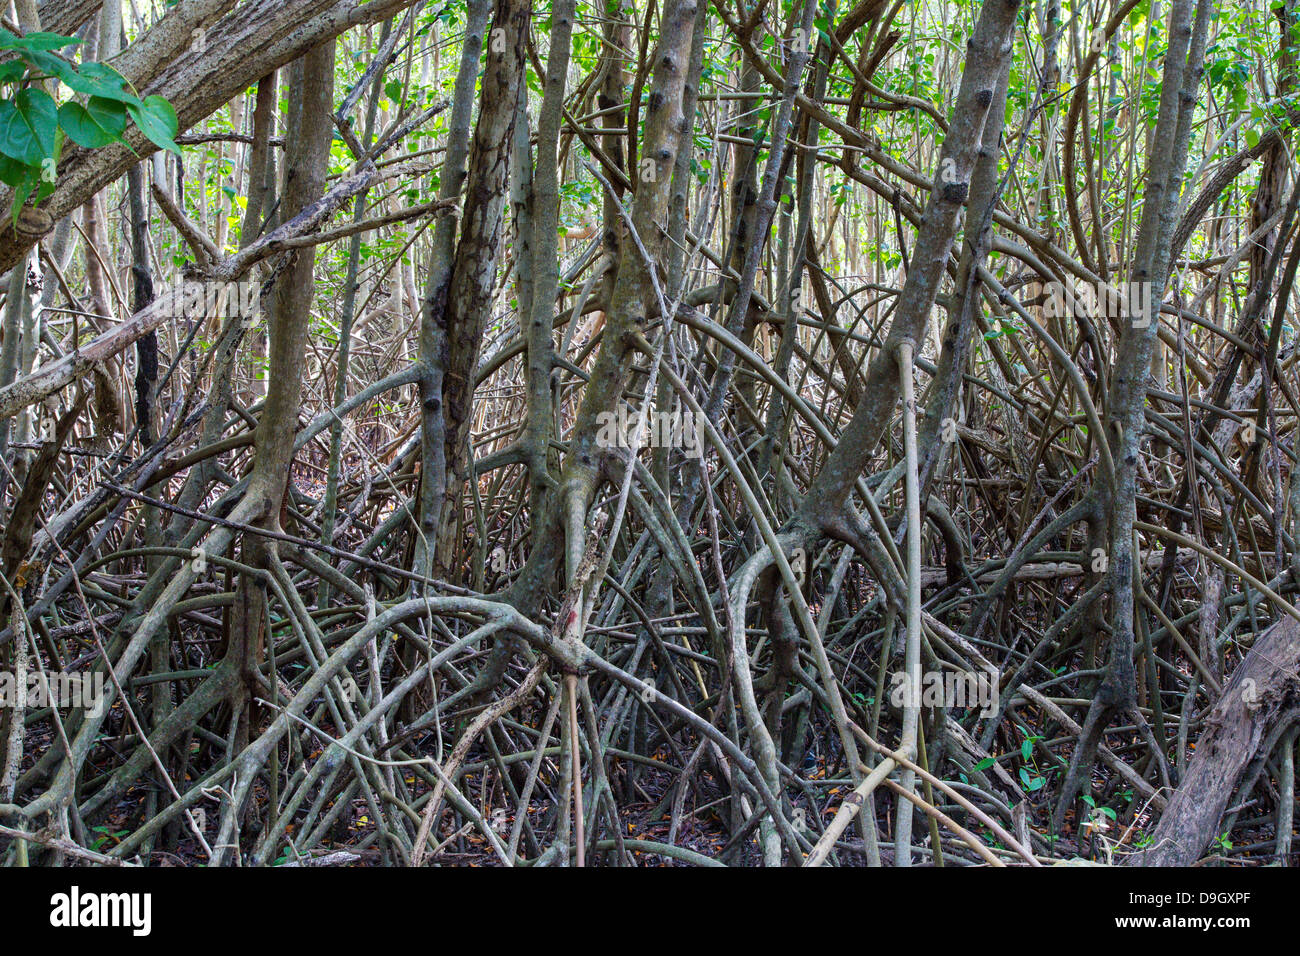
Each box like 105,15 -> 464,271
0,28 -> 178,222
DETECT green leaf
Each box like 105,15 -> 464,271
126,95 -> 180,154
1017,768 -> 1045,792
0,86 -> 57,165
973,756 -> 996,772
9,166 -> 36,228
28,51 -> 141,104
72,62 -> 141,103
19,49 -> 80,87
22,32 -> 80,51
35,131 -> 60,200
0,153 -> 25,186
58,96 -> 127,148
0,29 -> 80,52
1020,738 -> 1034,761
